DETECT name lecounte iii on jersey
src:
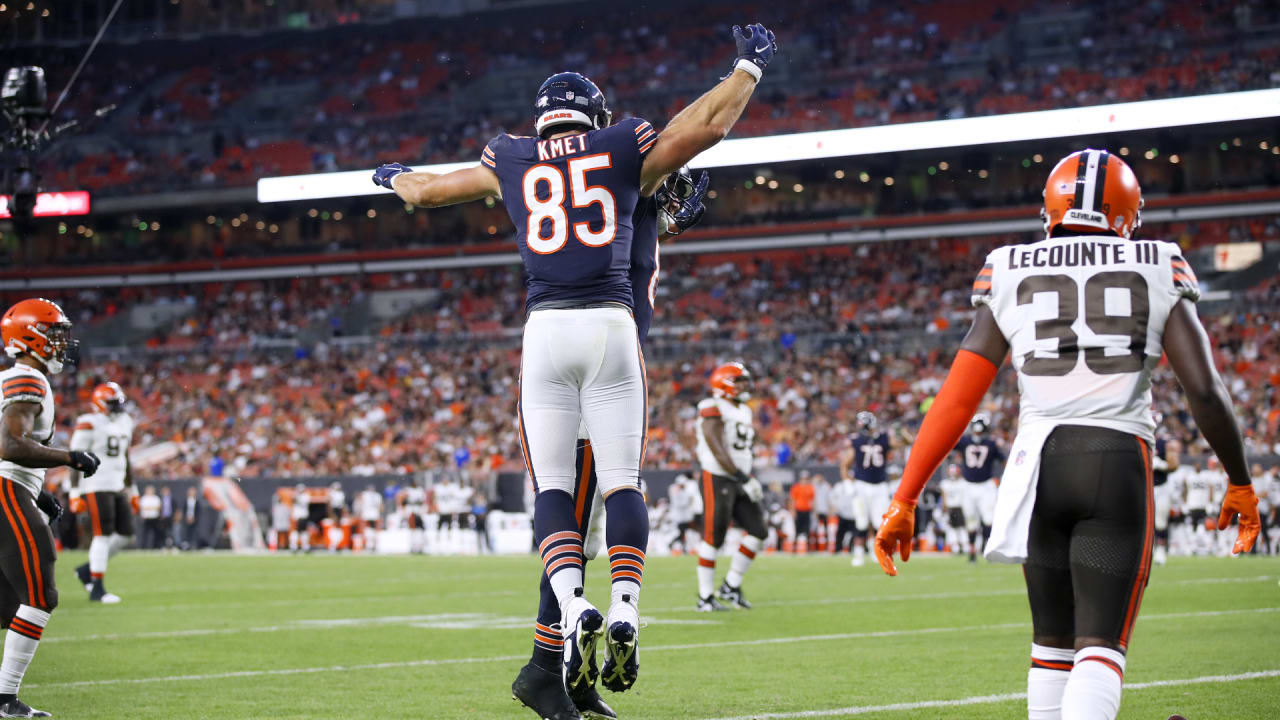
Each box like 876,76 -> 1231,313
374,21 -> 777,720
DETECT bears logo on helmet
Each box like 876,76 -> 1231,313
710,362 -> 753,402
1042,149 -> 1142,239
2,298 -> 76,374
533,72 -> 611,138
92,382 -> 127,414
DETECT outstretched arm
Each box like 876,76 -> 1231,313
640,24 -> 777,192
373,162 -> 502,208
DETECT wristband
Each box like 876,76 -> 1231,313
734,58 -> 763,81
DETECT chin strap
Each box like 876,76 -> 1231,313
894,349 -> 999,504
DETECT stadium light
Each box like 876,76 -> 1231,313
257,88 -> 1280,203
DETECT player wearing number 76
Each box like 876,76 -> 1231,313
375,22 -> 777,720
873,149 -> 1260,720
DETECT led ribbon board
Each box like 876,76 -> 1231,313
0,191 -> 91,218
258,88 -> 1280,203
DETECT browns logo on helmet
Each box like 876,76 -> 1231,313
709,362 -> 753,402
1041,149 -> 1142,240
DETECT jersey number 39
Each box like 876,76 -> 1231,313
523,154 -> 616,254
1017,271 -> 1150,377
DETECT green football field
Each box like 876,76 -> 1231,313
29,550 -> 1280,719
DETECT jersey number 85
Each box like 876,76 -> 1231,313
522,153 -> 616,254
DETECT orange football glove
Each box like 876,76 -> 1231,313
69,495 -> 86,514
130,494 -> 140,514
874,499 -> 916,576
1216,484 -> 1261,555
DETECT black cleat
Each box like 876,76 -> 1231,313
0,698 -> 51,717
600,620 -> 638,693
696,594 -> 729,612
717,581 -> 752,609
568,682 -> 616,719
75,563 -> 92,593
512,662 -> 581,720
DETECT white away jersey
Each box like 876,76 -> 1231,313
0,365 -> 55,498
973,235 -> 1200,442
70,411 -> 135,493
695,397 -> 755,478
1185,469 -> 1225,511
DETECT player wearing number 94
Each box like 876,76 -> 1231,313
874,150 -> 1261,720
375,22 -> 777,720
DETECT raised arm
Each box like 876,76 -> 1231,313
372,163 -> 502,208
639,24 -> 778,193
1162,299 -> 1259,553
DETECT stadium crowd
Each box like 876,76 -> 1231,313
9,0 -> 1277,202
25,233 -> 1279,487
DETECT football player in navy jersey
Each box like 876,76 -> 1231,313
840,411 -> 893,567
953,413 -> 1005,562
376,23 -> 774,720
517,168 -> 709,720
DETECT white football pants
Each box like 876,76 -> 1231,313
519,306 -> 646,498
853,480 -> 892,532
961,479 -> 998,531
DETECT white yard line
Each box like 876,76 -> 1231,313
28,607 -> 1278,688
697,670 -> 1280,720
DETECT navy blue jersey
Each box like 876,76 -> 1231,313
482,118 -> 657,314
955,436 -> 1003,483
1153,437 -> 1168,487
850,432 -> 890,484
629,196 -> 660,344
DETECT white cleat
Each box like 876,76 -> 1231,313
851,548 -> 866,567
1153,546 -> 1167,566
91,592 -> 122,604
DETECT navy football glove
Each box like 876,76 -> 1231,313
36,490 -> 62,524
728,23 -> 777,80
664,170 -> 710,235
372,162 -> 413,190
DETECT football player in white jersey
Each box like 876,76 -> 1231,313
400,482 -> 428,553
0,299 -> 101,717
69,382 -> 136,604
875,151 -> 1260,720
693,362 -> 766,611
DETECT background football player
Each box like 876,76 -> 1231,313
69,382 -> 136,604
693,362 -> 766,611
876,150 -> 1260,720
1149,426 -> 1180,564
953,413 -> 1005,563
0,298 -> 101,717
840,411 -> 892,567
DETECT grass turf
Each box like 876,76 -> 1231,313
30,550 -> 1280,719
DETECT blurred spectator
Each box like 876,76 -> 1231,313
138,486 -> 164,548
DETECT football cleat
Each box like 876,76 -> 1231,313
568,682 -> 616,720
717,581 -> 752,609
851,546 -> 867,567
75,563 -> 92,593
1153,546 -> 1168,566
695,594 -> 728,612
600,620 -> 638,693
512,661 -> 581,720
561,590 -> 604,694
0,698 -> 51,717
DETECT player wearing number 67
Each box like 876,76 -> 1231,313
375,22 -> 777,720
873,150 -> 1261,720
68,382 -> 136,605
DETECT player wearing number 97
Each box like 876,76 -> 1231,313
874,150 -> 1261,720
693,362 -> 765,612
377,23 -> 776,720
69,382 -> 135,605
